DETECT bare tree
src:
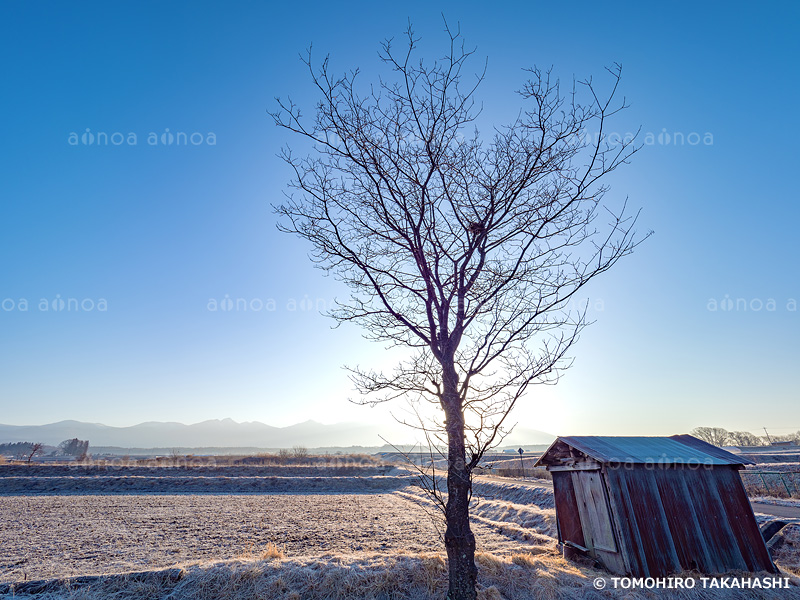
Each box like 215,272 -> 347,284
690,426 -> 732,447
26,443 -> 43,465
272,24 -> 647,600
727,430 -> 762,447
58,438 -> 89,460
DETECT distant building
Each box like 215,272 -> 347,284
535,435 -> 776,577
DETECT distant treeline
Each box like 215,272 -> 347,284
88,445 -> 444,456
691,427 -> 799,447
86,443 -> 552,457
0,442 -> 46,456
0,438 -> 89,459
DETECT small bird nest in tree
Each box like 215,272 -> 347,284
468,222 -> 485,235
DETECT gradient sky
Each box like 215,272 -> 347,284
1,1 -> 798,440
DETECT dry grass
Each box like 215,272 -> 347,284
469,497 -> 557,545
485,457 -> 553,481
492,466 -> 553,480
742,465 -> 800,499
5,552 -> 799,600
773,524 -> 800,577
260,542 -> 286,560
751,496 -> 800,508
239,541 -> 286,561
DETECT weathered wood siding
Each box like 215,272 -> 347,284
552,470 -> 584,548
604,465 -> 776,576
572,470 -> 616,552
572,470 -> 627,574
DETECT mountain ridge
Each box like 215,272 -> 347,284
0,419 -> 555,449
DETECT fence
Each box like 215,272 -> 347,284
740,470 -> 800,497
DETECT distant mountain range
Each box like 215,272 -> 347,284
0,419 -> 555,451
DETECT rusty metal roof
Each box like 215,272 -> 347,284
535,434 -> 753,466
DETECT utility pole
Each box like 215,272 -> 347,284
763,427 -> 774,445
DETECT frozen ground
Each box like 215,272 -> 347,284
1,467 -> 798,599
0,491 -> 553,584
753,496 -> 800,509
0,475 -> 410,494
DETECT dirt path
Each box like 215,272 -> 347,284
751,502 -> 800,520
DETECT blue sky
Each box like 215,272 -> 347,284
1,1 -> 798,440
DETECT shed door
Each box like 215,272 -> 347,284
572,470 -> 617,553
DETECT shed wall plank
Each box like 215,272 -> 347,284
572,470 -> 617,553
604,467 -> 648,576
713,467 -> 777,573
683,467 -> 748,572
627,468 -> 682,575
652,467 -> 716,573
552,470 -> 584,548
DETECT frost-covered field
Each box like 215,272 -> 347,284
0,463 -> 409,495
0,490 -> 553,584
1,467 -> 800,599
0,475 -> 410,494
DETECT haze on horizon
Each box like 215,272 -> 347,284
1,2 -> 798,439
0,417 -> 558,449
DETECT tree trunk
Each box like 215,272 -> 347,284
443,378 -> 477,600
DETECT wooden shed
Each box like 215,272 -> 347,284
534,435 -> 777,576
